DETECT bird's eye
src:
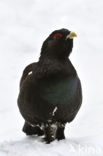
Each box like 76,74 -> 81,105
53,33 -> 62,39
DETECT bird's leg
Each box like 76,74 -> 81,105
22,121 -> 44,136
56,123 -> 65,140
43,123 -> 58,143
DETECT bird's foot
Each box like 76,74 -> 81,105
23,122 -> 44,136
56,123 -> 65,141
43,122 -> 58,143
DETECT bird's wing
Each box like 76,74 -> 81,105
20,62 -> 36,88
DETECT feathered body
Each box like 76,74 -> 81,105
18,29 -> 82,143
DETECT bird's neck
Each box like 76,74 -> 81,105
34,56 -> 76,79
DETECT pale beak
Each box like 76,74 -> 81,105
66,32 -> 77,40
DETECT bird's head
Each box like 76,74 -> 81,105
40,28 -> 77,60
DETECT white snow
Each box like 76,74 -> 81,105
0,0 -> 103,155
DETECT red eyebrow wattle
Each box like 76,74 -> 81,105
53,33 -> 62,39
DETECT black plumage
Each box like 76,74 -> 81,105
17,28 -> 82,143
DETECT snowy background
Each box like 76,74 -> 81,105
0,0 -> 103,155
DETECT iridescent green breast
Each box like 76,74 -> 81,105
38,76 -> 78,105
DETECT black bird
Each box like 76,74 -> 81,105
18,28 -> 82,143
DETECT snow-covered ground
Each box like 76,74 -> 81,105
0,0 -> 103,155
